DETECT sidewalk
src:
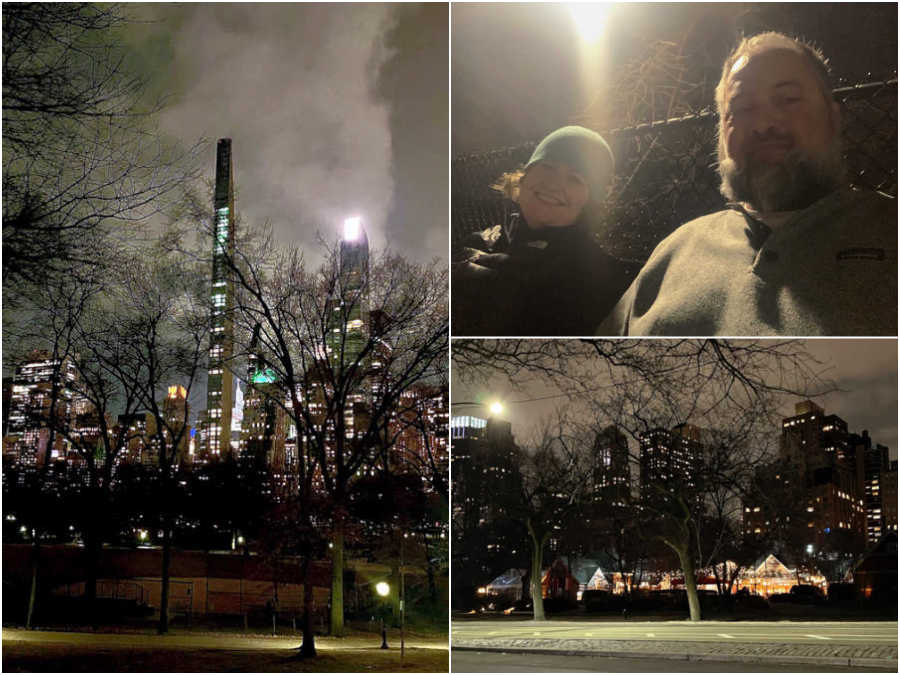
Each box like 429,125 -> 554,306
452,633 -> 898,669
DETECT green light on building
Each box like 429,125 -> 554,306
251,368 -> 277,384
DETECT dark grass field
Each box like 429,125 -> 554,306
2,629 -> 449,672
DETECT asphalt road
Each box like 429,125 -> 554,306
452,619 -> 898,645
452,650 -> 896,672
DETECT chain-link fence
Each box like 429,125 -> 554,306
452,80 -> 897,265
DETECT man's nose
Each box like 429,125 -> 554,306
749,103 -> 788,138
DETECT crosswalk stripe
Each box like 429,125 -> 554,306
806,634 -> 831,640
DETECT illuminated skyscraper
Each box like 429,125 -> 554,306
638,423 -> 702,497
241,325 -> 286,474
327,217 -> 369,367
592,425 -> 631,505
205,139 -> 236,459
163,385 -> 191,465
5,350 -> 77,465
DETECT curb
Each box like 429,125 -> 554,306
451,644 -> 898,670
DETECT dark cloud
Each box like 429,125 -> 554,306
129,3 -> 447,263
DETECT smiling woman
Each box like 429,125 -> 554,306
451,125 -> 637,336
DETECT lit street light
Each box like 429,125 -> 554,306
376,581 -> 390,649
452,400 -> 506,418
567,2 -> 610,45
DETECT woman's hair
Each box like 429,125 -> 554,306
490,166 -> 607,233
490,169 -> 524,200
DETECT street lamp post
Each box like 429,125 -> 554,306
400,533 -> 406,663
375,581 -> 390,649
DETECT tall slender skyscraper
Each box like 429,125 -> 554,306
205,139 -> 236,459
327,217 -> 369,367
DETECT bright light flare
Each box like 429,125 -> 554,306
568,3 -> 609,45
343,216 -> 361,241
489,401 -> 503,416
376,581 -> 390,597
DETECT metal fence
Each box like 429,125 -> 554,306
452,80 -> 897,264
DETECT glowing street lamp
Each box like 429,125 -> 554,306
375,582 -> 390,649
343,216 -> 362,241
567,3 -> 609,45
489,401 -> 504,416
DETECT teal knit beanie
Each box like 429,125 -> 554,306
525,126 -> 615,202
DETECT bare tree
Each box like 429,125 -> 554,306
514,414 -> 593,621
220,229 -> 447,643
3,231 -> 205,629
2,2 -> 203,298
108,237 -> 208,634
3,257 -> 127,626
27,230 -> 211,634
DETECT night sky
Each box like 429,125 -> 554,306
452,3 -> 897,155
451,339 -> 899,461
126,3 -> 448,263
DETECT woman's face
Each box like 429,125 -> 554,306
517,160 -> 590,230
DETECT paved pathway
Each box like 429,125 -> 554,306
453,649 -> 896,672
452,620 -> 898,669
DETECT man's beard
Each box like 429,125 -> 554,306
718,141 -> 845,212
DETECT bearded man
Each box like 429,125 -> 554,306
598,32 -> 896,336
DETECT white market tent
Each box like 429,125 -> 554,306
585,567 -> 611,590
486,568 -> 525,600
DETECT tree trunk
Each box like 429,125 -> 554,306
158,520 -> 173,634
528,527 -> 546,621
26,539 -> 39,629
84,525 -> 102,628
330,527 -> 344,636
298,557 -> 316,657
675,544 -> 701,622
425,550 -> 437,607
389,561 -> 401,626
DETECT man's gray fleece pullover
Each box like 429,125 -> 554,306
598,189 -> 897,336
